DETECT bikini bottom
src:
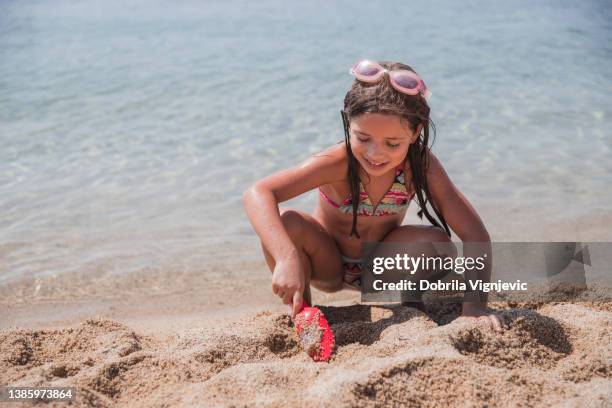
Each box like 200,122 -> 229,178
341,255 -> 363,291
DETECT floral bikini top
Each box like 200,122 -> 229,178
318,165 -> 415,216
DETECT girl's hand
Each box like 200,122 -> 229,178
454,304 -> 506,334
271,252 -> 306,318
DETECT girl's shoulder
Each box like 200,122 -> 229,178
252,142 -> 348,203
304,142 -> 350,193
400,150 -> 445,192
314,141 -> 347,159
305,142 -> 348,175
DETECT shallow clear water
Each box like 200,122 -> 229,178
1,0 -> 611,284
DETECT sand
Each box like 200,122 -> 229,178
1,217 -> 611,407
1,294 -> 611,407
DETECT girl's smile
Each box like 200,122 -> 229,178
364,157 -> 389,169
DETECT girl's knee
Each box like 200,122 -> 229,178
418,227 -> 456,258
405,226 -> 450,244
426,227 -> 457,257
385,225 -> 450,243
428,226 -> 451,243
383,225 -> 455,258
279,209 -> 305,237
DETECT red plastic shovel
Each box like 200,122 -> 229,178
292,300 -> 335,362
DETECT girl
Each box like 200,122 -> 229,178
243,60 -> 503,333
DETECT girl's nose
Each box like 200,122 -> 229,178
367,145 -> 384,160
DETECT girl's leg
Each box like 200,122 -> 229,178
260,209 -> 345,305
381,224 -> 456,256
379,225 -> 458,303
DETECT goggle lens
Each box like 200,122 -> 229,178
354,60 -> 383,77
392,72 -> 419,90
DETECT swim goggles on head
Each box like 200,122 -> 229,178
349,60 -> 431,98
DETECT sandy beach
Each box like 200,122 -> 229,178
2,214 -> 611,407
1,291 -> 611,407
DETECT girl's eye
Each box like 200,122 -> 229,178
357,137 -> 369,143
386,142 -> 400,148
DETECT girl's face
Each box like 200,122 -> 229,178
349,113 -> 421,177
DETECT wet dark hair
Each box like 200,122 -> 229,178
342,60 -> 451,239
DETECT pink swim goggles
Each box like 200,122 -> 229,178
349,60 -> 432,98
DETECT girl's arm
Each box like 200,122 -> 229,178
425,151 -> 504,333
243,149 -> 345,261
242,148 -> 346,316
425,152 -> 490,242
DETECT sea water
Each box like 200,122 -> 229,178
1,0 -> 610,285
